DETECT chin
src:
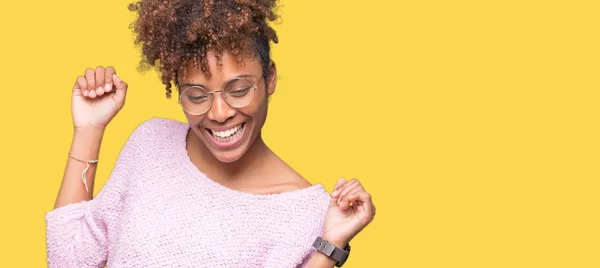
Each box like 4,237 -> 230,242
211,149 -> 245,163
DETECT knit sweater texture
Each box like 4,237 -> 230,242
45,117 -> 331,267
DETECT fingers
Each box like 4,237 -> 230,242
84,68 -> 95,98
104,66 -> 115,93
332,178 -> 361,206
337,178 -> 361,200
78,66 -> 119,99
73,76 -> 87,96
333,178 -> 374,215
330,177 -> 376,229
354,191 -> 375,224
95,66 -> 107,96
346,193 -> 363,211
339,185 -> 361,209
329,177 -> 348,207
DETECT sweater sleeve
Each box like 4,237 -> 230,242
297,194 -> 331,268
44,119 -> 151,268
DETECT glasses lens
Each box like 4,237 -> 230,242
224,78 -> 255,108
180,86 -> 211,114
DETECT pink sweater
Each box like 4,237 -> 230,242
45,117 -> 331,268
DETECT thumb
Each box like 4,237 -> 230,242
112,74 -> 128,103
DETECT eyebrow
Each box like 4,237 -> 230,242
178,74 -> 257,89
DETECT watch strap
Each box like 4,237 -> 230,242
312,236 -> 350,267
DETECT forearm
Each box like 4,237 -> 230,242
53,128 -> 105,209
304,252 -> 337,268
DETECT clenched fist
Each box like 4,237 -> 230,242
323,178 -> 376,247
72,66 -> 128,130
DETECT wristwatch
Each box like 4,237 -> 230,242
312,236 -> 351,267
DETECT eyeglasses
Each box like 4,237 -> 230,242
177,77 -> 258,115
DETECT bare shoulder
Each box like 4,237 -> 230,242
281,174 -> 313,191
269,161 -> 314,192
257,151 -> 316,193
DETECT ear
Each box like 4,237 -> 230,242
266,61 -> 277,96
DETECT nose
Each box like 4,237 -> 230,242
206,92 -> 236,123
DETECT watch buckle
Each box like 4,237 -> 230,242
322,243 -> 335,256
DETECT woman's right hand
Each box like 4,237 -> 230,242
72,66 -> 128,131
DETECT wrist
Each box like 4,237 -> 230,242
313,236 -> 351,267
73,127 -> 105,144
74,126 -> 106,136
71,127 -> 104,159
321,235 -> 349,249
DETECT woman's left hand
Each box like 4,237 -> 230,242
323,178 -> 376,247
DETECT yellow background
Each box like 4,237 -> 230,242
0,0 -> 598,267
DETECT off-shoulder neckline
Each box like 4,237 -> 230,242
166,119 -> 327,199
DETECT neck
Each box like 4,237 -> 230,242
224,133 -> 271,176
187,128 -> 272,180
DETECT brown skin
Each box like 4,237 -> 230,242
53,1 -> 375,266
180,50 -> 311,193
123,1 -> 373,266
55,58 -> 375,268
179,51 -> 376,268
53,67 -> 128,209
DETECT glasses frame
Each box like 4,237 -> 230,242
177,77 -> 259,115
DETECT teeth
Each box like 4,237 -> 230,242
211,124 -> 241,138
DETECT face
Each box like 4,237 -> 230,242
178,50 -> 276,163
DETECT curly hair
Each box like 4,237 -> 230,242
128,0 -> 280,98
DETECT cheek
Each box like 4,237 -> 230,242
184,113 -> 205,128
242,99 -> 269,124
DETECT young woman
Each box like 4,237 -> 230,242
46,1 -> 375,267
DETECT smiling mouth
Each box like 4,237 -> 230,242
206,123 -> 246,143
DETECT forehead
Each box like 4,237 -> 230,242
180,51 -> 262,84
